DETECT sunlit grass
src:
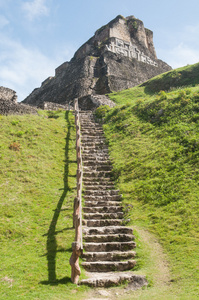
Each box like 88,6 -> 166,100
98,77 -> 199,298
0,111 -> 89,299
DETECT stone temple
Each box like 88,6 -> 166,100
22,15 -> 171,108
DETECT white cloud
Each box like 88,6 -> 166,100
157,23 -> 199,69
158,43 -> 199,69
0,35 -> 52,100
22,0 -> 49,21
0,34 -> 75,102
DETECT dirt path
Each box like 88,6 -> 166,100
82,226 -> 172,300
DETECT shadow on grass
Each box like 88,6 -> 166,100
41,276 -> 72,286
40,111 -> 75,286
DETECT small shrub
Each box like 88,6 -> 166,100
9,142 -> 21,151
192,113 -> 199,122
16,131 -> 25,137
158,90 -> 167,100
47,111 -> 60,119
185,89 -> 192,95
178,90 -> 187,100
135,99 -> 144,105
11,120 -> 19,125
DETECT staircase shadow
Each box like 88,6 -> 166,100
40,111 -> 74,286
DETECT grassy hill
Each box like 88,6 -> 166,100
94,62 -> 199,298
0,111 -> 89,299
1,63 -> 199,299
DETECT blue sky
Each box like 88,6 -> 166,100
0,0 -> 199,101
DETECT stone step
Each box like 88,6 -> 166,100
83,171 -> 112,178
81,126 -> 103,129
83,166 -> 112,172
81,133 -> 104,136
81,129 -> 103,133
81,136 -> 105,140
82,141 -> 106,146
83,161 -> 111,166
83,185 -> 115,191
81,260 -> 136,272
80,118 -> 95,121
82,139 -> 107,144
83,153 -> 109,157
84,195 -> 122,201
84,200 -> 121,207
81,130 -> 104,135
83,212 -> 124,220
80,272 -> 148,288
83,206 -> 123,213
84,219 -> 124,227
83,234 -> 135,243
80,118 -> 97,121
83,156 -> 110,161
83,180 -> 114,186
84,241 -> 136,252
82,149 -> 109,154
83,226 -> 133,235
80,126 -> 102,129
83,190 -> 119,196
82,251 -> 136,262
82,142 -> 107,147
82,137 -> 105,141
83,181 -> 114,187
82,146 -> 108,151
83,177 -> 113,183
81,137 -> 106,141
82,149 -> 108,154
82,158 -> 110,163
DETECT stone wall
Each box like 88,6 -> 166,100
41,77 -> 54,87
105,37 -> 158,67
23,55 -> 99,107
39,101 -> 72,110
95,26 -> 110,43
94,51 -> 170,94
55,62 -> 70,76
0,99 -> 38,115
0,86 -> 18,103
145,29 -> 157,59
78,94 -> 115,111
109,17 -> 131,43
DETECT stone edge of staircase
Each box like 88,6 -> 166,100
79,271 -> 148,288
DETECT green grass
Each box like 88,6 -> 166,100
141,62 -> 199,93
95,67 -> 199,298
108,62 -> 199,106
1,62 -> 199,299
0,111 -> 89,299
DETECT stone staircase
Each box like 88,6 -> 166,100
79,111 -> 147,288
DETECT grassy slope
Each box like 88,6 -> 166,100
0,111 -> 88,299
95,63 -> 199,298
1,63 -> 199,299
